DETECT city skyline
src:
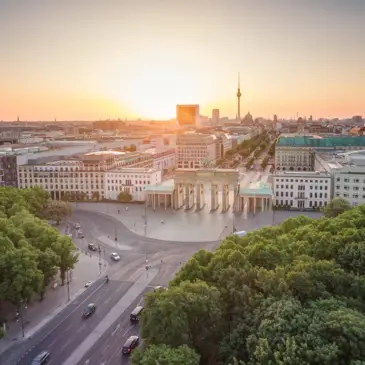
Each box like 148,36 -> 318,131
1,0 -> 364,121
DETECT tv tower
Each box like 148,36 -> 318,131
236,73 -> 241,123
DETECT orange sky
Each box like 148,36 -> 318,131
1,0 -> 364,121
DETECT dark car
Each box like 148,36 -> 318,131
82,303 -> 96,318
88,243 -> 97,251
130,305 -> 143,322
122,335 -> 139,355
31,351 -> 50,365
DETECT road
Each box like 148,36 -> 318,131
1,209 -> 219,365
78,289 -> 150,365
71,209 -> 219,286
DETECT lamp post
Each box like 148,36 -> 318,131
66,270 -> 72,301
16,300 -> 27,338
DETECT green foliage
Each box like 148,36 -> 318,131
322,197 -> 352,218
118,191 -> 132,202
261,156 -> 269,169
131,344 -> 200,365
44,199 -> 73,225
140,206 -> 365,365
0,187 -> 78,307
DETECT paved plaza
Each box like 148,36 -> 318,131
74,202 -> 323,242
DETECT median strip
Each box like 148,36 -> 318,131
62,269 -> 158,365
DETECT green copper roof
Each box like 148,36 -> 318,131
144,179 -> 175,193
277,136 -> 365,148
240,182 -> 272,196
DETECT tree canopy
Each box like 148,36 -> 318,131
322,197 -> 352,218
137,205 -> 365,365
0,187 -> 78,316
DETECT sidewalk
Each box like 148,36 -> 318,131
0,253 -> 107,354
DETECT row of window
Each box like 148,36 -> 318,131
275,178 -> 328,183
107,180 -> 151,185
275,199 -> 328,207
336,177 -> 365,183
276,184 -> 328,191
276,191 -> 328,199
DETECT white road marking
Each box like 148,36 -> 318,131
111,323 -> 120,336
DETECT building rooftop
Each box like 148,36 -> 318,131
108,168 -> 159,173
274,171 -> 331,177
239,182 -> 272,196
144,179 -> 175,193
84,151 -> 125,156
277,135 -> 365,148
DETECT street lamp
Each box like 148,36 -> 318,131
16,301 -> 27,338
66,270 -> 72,301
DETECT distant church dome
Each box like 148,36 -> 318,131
242,112 -> 253,125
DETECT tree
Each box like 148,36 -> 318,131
0,187 -> 79,307
140,205 -> 365,364
118,191 -> 132,202
51,236 -> 78,285
129,144 -> 137,152
92,191 -> 100,201
44,200 -> 73,225
141,281 -> 223,363
322,197 -> 352,218
131,344 -> 200,365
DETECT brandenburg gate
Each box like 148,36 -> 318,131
144,168 -> 273,214
145,168 -> 239,212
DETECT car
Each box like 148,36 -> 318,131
110,252 -> 120,261
31,351 -> 50,365
77,231 -> 85,238
154,286 -> 167,292
122,335 -> 139,355
85,281 -> 92,288
130,305 -> 144,322
82,303 -> 96,318
88,243 -> 97,251
75,223 -> 80,230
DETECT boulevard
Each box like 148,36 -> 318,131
0,206 -> 219,365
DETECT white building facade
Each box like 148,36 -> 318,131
333,167 -> 365,206
176,133 -> 217,169
17,151 -> 154,201
143,148 -> 176,173
104,168 -> 162,201
273,171 -> 331,209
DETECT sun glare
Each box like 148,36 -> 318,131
105,57 -> 202,120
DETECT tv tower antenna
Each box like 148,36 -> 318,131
236,73 -> 241,123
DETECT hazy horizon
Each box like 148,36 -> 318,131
1,0 -> 364,121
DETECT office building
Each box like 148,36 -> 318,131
275,135 -> 365,171
176,105 -> 199,126
104,168 -> 162,201
273,171 -> 331,209
176,133 -> 217,169
212,109 -> 220,125
0,155 -> 18,187
17,151 -> 153,200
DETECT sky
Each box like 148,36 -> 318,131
0,0 -> 364,121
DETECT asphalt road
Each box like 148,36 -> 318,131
1,209 -> 220,365
77,288 -> 151,365
14,280 -> 133,365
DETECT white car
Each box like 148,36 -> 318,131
110,253 -> 120,261
85,281 -> 92,288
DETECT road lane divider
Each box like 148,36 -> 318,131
111,323 -> 120,336
14,279 -> 108,365
62,269 -> 159,365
